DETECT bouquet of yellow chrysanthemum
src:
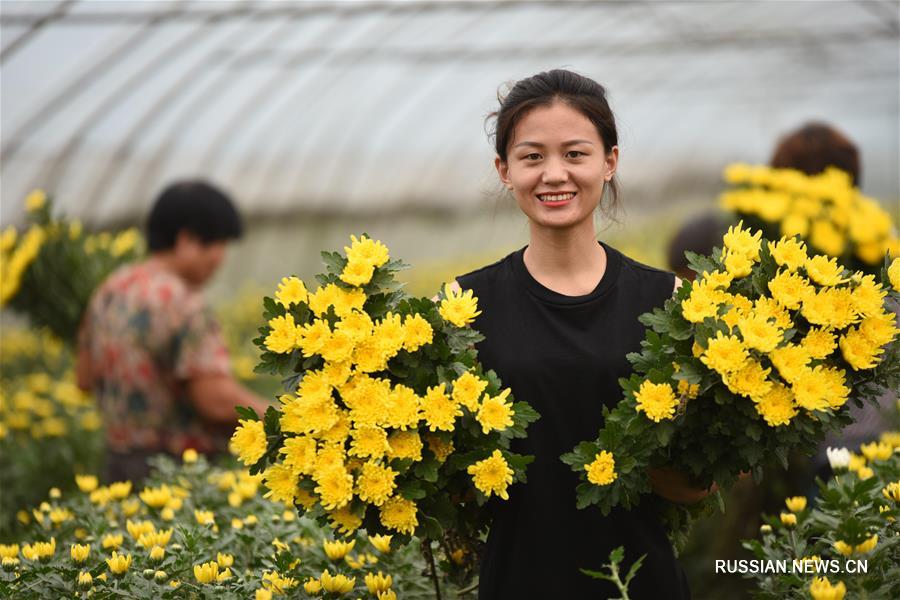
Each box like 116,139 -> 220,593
563,222 -> 900,547
0,190 -> 143,343
234,234 -> 537,552
719,164 -> 899,273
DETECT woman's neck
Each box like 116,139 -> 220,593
523,219 -> 606,296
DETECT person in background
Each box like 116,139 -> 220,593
770,121 -> 860,186
77,180 -> 269,482
666,212 -> 729,282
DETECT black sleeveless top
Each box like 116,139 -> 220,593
457,241 -> 690,600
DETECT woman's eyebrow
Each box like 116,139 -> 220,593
512,139 -> 595,149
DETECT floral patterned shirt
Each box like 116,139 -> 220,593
78,260 -> 232,455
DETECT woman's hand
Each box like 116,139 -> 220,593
648,467 -> 717,505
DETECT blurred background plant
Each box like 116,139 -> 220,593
0,191 -> 143,344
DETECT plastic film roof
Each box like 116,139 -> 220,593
2,0 -> 899,226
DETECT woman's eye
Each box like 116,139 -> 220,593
524,153 -> 542,161
566,151 -> 585,158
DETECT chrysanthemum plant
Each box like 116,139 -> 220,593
0,190 -> 144,344
241,235 -> 538,558
563,223 -> 900,548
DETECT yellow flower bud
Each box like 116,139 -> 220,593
70,543 -> 90,563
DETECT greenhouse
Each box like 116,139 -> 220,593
1,1 -> 899,598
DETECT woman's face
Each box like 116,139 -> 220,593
496,101 -> 617,231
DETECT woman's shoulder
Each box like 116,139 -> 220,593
608,245 -> 676,296
455,249 -> 519,291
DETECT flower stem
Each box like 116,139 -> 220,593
422,539 -> 442,600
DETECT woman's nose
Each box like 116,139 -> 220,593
541,158 -> 569,185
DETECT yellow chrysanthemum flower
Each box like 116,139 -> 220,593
231,420 -> 267,466
275,276 -> 308,307
319,569 -> 356,593
264,314 -> 301,354
819,367 -> 850,409
801,288 -> 857,330
805,255 -> 847,287
386,430 -> 423,462
262,463 -> 298,505
70,543 -> 90,563
477,389 -> 514,434
194,561 -> 219,584
585,450 -> 617,486
809,576 -> 846,600
280,394 -> 340,435
888,257 -> 900,292
340,259 -> 375,287
768,237 -> 808,272
792,366 -> 831,411
349,425 -> 390,459
767,270 -> 813,310
326,506 -> 362,536
839,328 -> 884,370
297,319 -> 332,357
634,381 -> 679,422
75,475 -> 98,493
356,462 -> 398,506
313,466 -> 354,510
365,571 -> 393,595
809,219 -> 845,257
858,312 -> 899,348
319,330 -> 355,363
425,434 -> 454,463
322,539 -> 355,561
860,441 -> 892,462
854,534 -> 878,554
737,313 -> 784,353
368,534 -> 393,553
785,496 -> 807,512
722,360 -> 772,400
801,327 -> 837,360
451,371 -> 489,412
779,512 -> 797,527
467,449 -> 514,500
401,313 -> 433,351
849,274 -> 887,318
421,383 -> 461,432
280,436 -> 317,475
755,383 -> 797,427
107,551 -> 132,576
723,221 -> 763,261
344,234 -> 390,268
769,344 -> 810,384
438,283 -> 482,327
723,249 -> 753,278
700,331 -> 749,375
378,496 -> 418,534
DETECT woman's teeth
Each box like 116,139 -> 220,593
538,193 -> 575,202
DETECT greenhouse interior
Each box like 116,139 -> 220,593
1,1 -> 899,598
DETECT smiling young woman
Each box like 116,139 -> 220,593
453,70 -> 696,599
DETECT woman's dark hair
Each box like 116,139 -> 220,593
146,180 -> 244,251
487,69 -> 620,215
770,122 -> 861,186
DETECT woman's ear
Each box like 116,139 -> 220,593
604,145 -> 619,182
495,156 -> 513,190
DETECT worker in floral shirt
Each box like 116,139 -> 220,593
77,180 -> 269,481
